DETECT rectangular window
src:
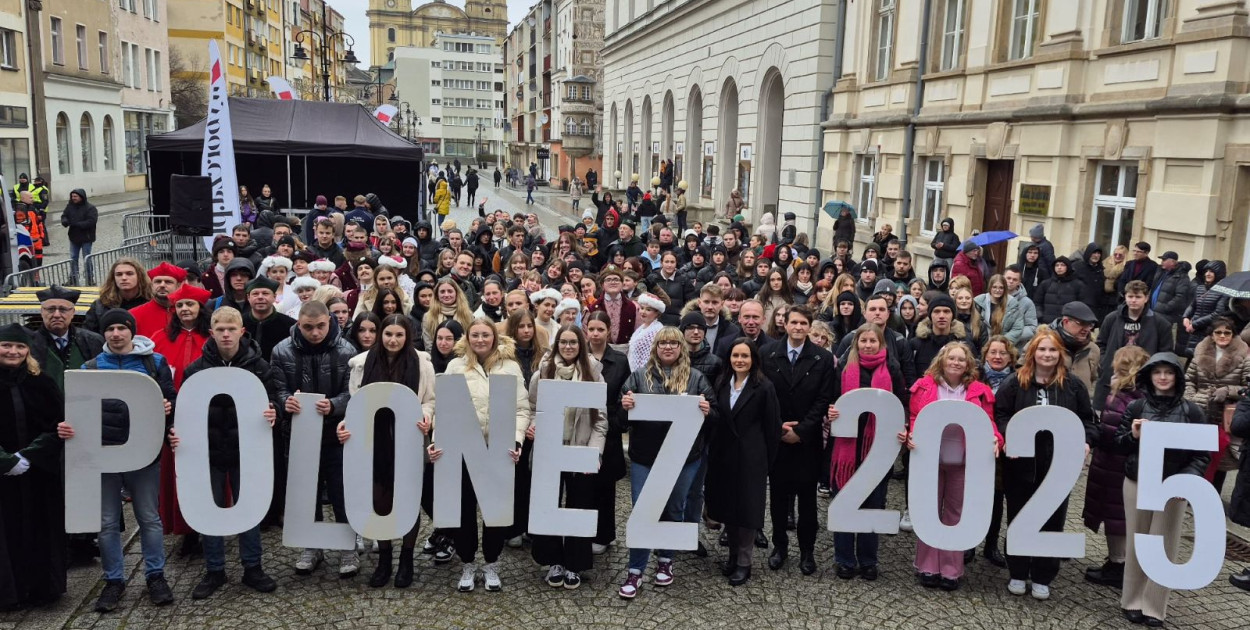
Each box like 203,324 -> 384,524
76,25 -> 87,70
1123,0 -> 1164,43
0,138 -> 30,183
875,0 -> 895,81
125,111 -> 165,175
1009,0 -> 1040,61
431,61 -> 440,68
130,44 -> 141,88
98,32 -> 109,74
50,17 -> 64,65
940,0 -> 964,71
858,154 -> 878,220
0,29 -> 16,69
1091,162 -> 1139,252
0,106 -> 27,128
921,159 -> 945,233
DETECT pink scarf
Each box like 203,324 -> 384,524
831,350 -> 892,489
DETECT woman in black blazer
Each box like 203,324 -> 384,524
706,337 -> 781,586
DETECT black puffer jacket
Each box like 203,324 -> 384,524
1230,397 -> 1250,527
269,320 -> 356,445
1069,243 -> 1109,318
688,342 -> 723,385
1150,262 -> 1194,325
1183,260 -> 1230,356
414,221 -> 438,269
647,270 -> 694,326
929,218 -> 961,260
1034,257 -> 1085,323
1115,353 -> 1209,482
59,188 -> 97,245
621,365 -> 718,466
183,337 -> 288,467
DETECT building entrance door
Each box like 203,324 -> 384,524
983,160 -> 1014,270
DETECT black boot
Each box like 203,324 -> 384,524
1228,567 -> 1250,591
1084,560 -> 1124,588
369,544 -> 393,588
191,570 -> 227,600
394,547 -> 415,588
728,565 -> 751,586
241,565 -> 277,593
178,533 -> 202,558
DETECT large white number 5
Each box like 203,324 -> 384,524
1135,422 -> 1224,589
827,388 -> 905,534
907,400 -> 995,551
1004,406 -> 1085,558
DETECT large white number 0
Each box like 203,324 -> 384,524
827,389 -> 905,534
1004,406 -> 1086,558
907,400 -> 995,550
1135,422 -> 1224,589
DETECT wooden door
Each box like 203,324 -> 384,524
983,160 -> 1014,270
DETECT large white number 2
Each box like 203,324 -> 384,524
907,400 -> 996,551
827,389 -> 905,534
1135,422 -> 1224,589
1004,406 -> 1086,558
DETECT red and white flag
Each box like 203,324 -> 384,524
200,40 -> 241,249
267,76 -> 297,100
373,105 -> 398,125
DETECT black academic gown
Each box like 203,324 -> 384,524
0,369 -> 66,609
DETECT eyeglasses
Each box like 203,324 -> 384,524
656,340 -> 682,348
41,305 -> 74,313
1213,330 -> 1234,337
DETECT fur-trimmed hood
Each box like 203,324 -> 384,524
915,317 -> 968,341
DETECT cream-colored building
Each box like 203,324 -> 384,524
548,0 -> 605,185
819,0 -> 1250,273
601,0 -> 842,225
0,0 -> 34,185
117,0 -> 174,191
366,0 -> 507,70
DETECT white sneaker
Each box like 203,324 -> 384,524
1007,579 -> 1028,596
506,535 -> 524,548
355,535 -> 366,554
545,564 -> 566,587
899,510 -> 913,532
295,549 -> 322,574
458,563 -> 476,592
1030,583 -> 1050,600
483,562 -> 502,592
591,543 -> 609,555
339,550 -> 360,577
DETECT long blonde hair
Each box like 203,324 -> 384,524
924,341 -> 980,387
952,286 -> 983,341
643,326 -> 691,394
423,277 -> 474,345
1109,345 -> 1150,395
845,322 -> 885,367
985,275 -> 1008,335
827,273 -> 857,307
454,317 -> 509,374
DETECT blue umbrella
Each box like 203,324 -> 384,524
961,230 -> 1018,251
822,200 -> 857,220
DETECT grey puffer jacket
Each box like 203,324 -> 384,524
269,320 -> 356,445
973,293 -> 1026,346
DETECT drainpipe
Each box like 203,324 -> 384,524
810,0 -> 849,239
897,0 -> 933,251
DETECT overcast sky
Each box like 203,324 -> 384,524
334,0 -> 532,67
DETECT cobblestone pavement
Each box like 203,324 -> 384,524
3,469 -> 1248,630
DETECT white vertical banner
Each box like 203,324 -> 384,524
201,40 -> 241,250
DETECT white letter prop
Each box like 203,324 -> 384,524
907,400 -> 995,550
342,382 -> 424,541
433,373 -> 517,528
1004,406 -> 1086,558
63,370 -> 167,533
624,393 -> 702,551
528,379 -> 605,537
827,388 -> 905,534
282,392 -> 355,550
174,368 -> 274,536
1135,421 -> 1224,589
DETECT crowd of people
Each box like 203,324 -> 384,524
3,185 -> 1250,628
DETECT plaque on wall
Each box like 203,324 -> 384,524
1019,184 -> 1051,216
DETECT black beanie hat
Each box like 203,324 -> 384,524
98,308 -> 136,335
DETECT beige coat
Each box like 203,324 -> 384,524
443,338 -> 533,444
1065,338 -> 1101,398
1184,336 -> 1250,419
526,355 -> 608,453
347,350 -> 437,422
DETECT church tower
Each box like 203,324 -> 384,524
464,0 -> 506,23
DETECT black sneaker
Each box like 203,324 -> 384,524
94,580 -> 125,613
433,541 -> 455,564
191,570 -> 228,600
241,565 -> 278,593
146,574 -> 174,606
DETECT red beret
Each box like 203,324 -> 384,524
168,284 -> 212,305
148,261 -> 188,282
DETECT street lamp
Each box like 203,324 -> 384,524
290,2 -> 358,102
396,101 -> 413,139
474,122 -> 489,168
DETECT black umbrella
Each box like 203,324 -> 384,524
1211,271 -> 1250,299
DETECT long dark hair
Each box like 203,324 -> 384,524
362,314 -> 420,389
716,337 -> 765,392
371,287 -> 405,319
349,312 -> 382,351
542,324 -> 595,380
166,301 -> 212,342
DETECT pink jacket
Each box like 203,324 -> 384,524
908,375 -> 1003,455
950,251 -> 985,295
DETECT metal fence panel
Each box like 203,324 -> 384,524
122,212 -> 171,244
85,232 -> 206,279
1,258 -> 80,295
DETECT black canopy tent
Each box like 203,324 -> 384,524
145,98 -> 424,221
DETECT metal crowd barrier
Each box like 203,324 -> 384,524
0,258 -> 79,295
86,231 -> 206,276
121,212 -> 171,245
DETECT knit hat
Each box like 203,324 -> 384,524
679,311 -> 707,331
554,298 -> 581,320
169,284 -> 212,305
582,208 -> 595,221
315,195 -> 328,206
636,293 -> 666,312
211,237 -> 238,258
36,284 -> 81,304
308,259 -> 336,273
148,261 -> 189,282
530,287 -> 561,305
177,260 -> 203,279
874,279 -> 896,295
289,276 -> 320,292
859,259 -> 879,274
246,276 -> 280,293
928,294 -> 956,315
402,237 -> 419,250
0,323 -> 31,345
276,235 -> 297,249
836,290 -> 858,306
98,308 -> 136,335
291,250 -> 318,264
1029,223 -> 1045,239
961,239 -> 981,253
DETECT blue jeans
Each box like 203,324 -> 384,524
640,216 -> 653,234
100,461 -> 165,581
682,450 -> 708,524
70,241 -> 93,284
627,458 -> 701,573
202,463 -> 263,571
526,190 -> 534,204
832,475 -> 889,569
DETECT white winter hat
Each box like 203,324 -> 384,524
260,255 -> 292,274
402,237 -> 419,249
554,298 -> 581,319
289,276 -> 320,291
530,287 -> 561,306
377,255 -> 407,269
636,293 -> 665,313
308,259 -> 336,273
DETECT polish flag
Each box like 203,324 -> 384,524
374,105 -> 398,125
267,76 -> 297,100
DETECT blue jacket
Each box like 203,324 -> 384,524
83,335 -> 177,452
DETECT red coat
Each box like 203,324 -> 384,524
908,375 -> 1002,447
152,328 -> 208,388
152,328 -> 208,535
130,300 -> 171,341
950,251 -> 985,296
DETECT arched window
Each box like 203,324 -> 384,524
102,115 -> 115,171
55,113 -> 71,174
581,120 -> 591,135
80,113 -> 95,172
566,118 -> 577,134
387,28 -> 396,43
